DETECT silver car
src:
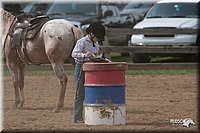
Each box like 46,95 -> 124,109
120,0 -> 158,23
130,0 -> 199,62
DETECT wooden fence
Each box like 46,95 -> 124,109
3,28 -> 199,71
107,28 -> 199,36
100,46 -> 199,54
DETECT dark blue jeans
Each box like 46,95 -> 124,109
73,63 -> 85,120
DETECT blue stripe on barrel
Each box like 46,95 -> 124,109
84,85 -> 125,105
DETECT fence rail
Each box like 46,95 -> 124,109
100,46 -> 199,54
107,28 -> 200,37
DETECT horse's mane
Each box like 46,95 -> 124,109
1,8 -> 16,49
1,7 -> 16,22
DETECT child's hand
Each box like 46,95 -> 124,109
85,52 -> 95,57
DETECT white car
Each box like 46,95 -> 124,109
130,0 -> 199,62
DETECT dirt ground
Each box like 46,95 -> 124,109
2,74 -> 199,132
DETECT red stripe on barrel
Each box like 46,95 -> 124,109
84,71 -> 125,85
83,62 -> 128,85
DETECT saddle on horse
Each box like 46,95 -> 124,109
11,15 -> 50,50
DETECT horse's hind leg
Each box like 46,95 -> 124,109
51,62 -> 68,113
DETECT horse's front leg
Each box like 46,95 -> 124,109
7,60 -> 21,108
17,64 -> 25,108
51,62 -> 68,113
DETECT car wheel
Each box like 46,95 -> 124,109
131,53 -> 151,63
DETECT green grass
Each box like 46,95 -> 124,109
110,52 -> 197,63
110,52 -> 132,62
126,69 -> 198,75
150,56 -> 175,63
110,53 -> 177,63
3,69 -> 197,76
3,70 -> 74,76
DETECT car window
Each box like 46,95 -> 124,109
23,4 -> 34,12
102,5 -> 118,17
140,3 -> 154,8
124,2 -> 154,9
23,4 -> 49,13
46,3 -> 98,16
146,3 -> 199,18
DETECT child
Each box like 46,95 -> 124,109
71,22 -> 105,123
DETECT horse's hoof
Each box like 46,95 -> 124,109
16,104 -> 23,109
52,107 -> 60,113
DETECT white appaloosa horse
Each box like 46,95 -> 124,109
1,8 -> 83,112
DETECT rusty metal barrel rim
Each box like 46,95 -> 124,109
84,104 -> 126,106
84,84 -> 126,87
83,62 -> 128,71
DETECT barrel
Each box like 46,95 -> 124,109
83,62 -> 127,125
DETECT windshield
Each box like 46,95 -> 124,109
45,3 -> 99,16
146,3 -> 199,18
23,3 -> 50,14
124,2 -> 154,9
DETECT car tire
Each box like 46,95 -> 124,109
131,53 -> 151,63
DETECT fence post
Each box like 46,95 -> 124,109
102,26 -> 111,60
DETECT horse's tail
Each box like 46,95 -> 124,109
68,27 -> 83,64
71,27 -> 84,46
